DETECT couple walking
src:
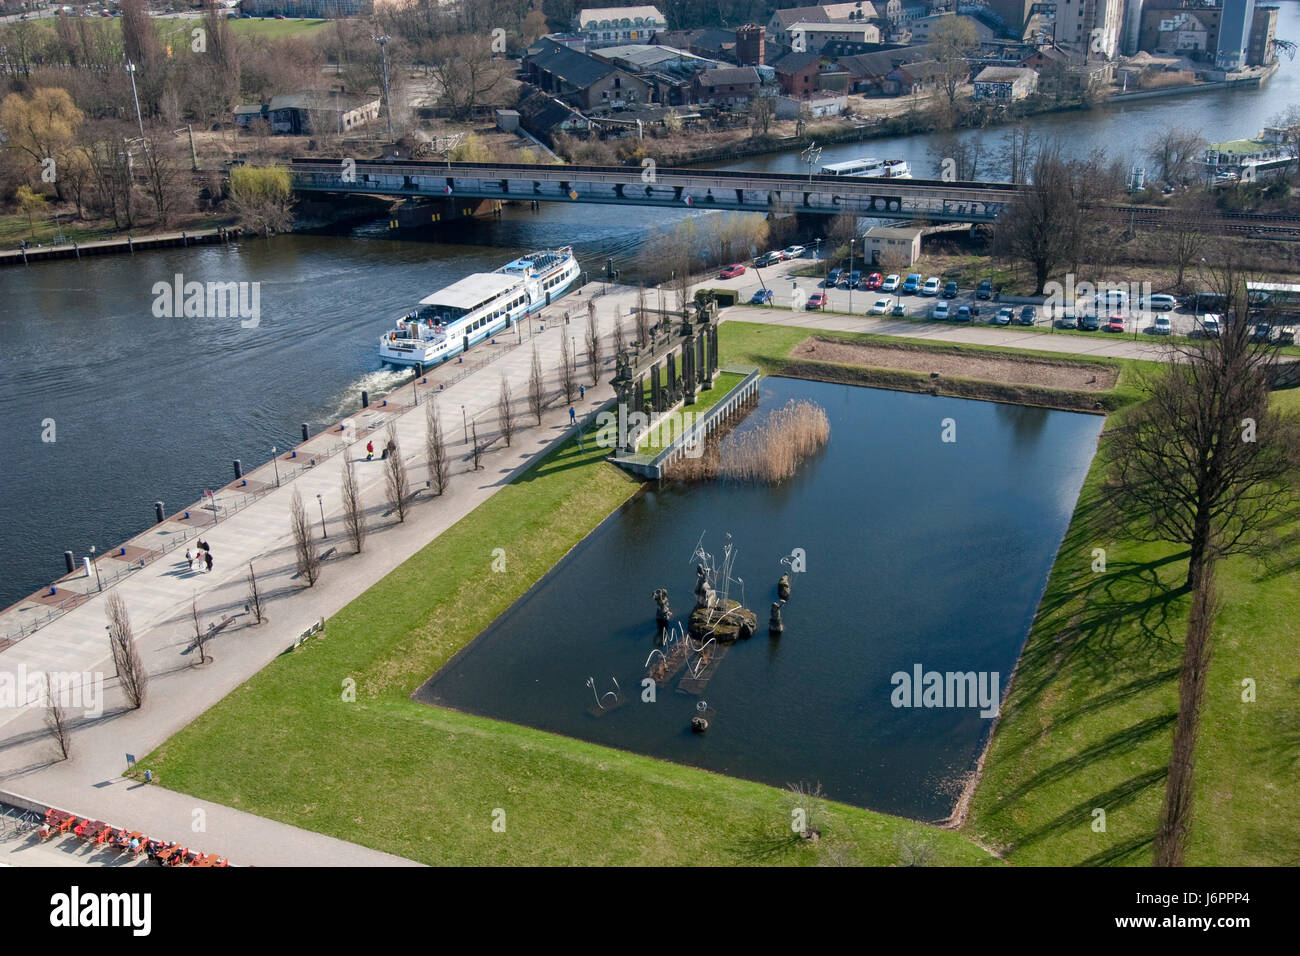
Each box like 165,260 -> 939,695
185,540 -> 214,573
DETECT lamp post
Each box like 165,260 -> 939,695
316,494 -> 327,539
126,62 -> 145,140
372,34 -> 394,142
271,446 -> 280,487
88,545 -> 103,593
847,237 -> 855,314
461,404 -> 468,444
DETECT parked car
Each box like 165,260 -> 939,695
882,274 -> 901,292
869,297 -> 891,315
921,277 -> 942,297
902,274 -> 922,294
1198,313 -> 1221,337
1058,310 -> 1078,329
976,279 -> 994,300
843,270 -> 862,289
942,280 -> 959,299
993,307 -> 1014,326
891,302 -> 906,316
806,292 -> 827,310
865,272 -> 884,290
1018,306 -> 1036,326
1144,293 -> 1178,312
749,288 -> 774,305
955,304 -> 972,322
718,263 -> 746,279
1105,315 -> 1126,333
933,300 -> 950,319
783,245 -> 806,259
1153,315 -> 1172,335
1252,322 -> 1273,343
754,252 -> 781,267
1079,312 -> 1101,331
1279,328 -> 1296,346
823,268 -> 843,287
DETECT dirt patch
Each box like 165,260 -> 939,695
791,338 -> 1118,392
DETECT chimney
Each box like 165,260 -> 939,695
736,23 -> 765,66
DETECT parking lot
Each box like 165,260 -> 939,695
704,253 -> 1295,342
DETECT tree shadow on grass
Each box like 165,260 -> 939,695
998,713 -> 1176,806
724,821 -> 801,864
1007,767 -> 1167,856
1076,832 -> 1156,867
1255,676 -> 1300,777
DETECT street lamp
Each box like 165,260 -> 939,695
271,446 -> 280,487
372,34 -> 394,142
88,545 -> 103,593
126,62 -> 145,140
848,238 -> 856,314
461,404 -> 468,444
316,494 -> 327,539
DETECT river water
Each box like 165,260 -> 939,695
1,4 -> 1297,608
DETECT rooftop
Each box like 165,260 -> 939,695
420,274 -> 526,311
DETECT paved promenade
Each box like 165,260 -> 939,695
0,261 -> 1181,867
0,288 -> 640,866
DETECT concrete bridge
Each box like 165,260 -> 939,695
289,158 -> 1019,224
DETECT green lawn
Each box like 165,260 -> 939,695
139,409 -> 994,866
965,387 -> 1300,866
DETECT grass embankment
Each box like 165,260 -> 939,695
966,387 -> 1300,866
635,370 -> 744,454
718,320 -> 1145,412
139,411 -> 994,865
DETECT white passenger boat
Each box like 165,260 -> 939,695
379,246 -> 580,367
819,158 -> 912,179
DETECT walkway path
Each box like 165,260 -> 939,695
0,289 -> 638,866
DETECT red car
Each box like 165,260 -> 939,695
864,272 -> 883,290
718,264 -> 746,279
805,292 -> 827,310
1105,315 -> 1126,333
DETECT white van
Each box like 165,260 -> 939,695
1094,289 -> 1128,311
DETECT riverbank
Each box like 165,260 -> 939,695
0,225 -> 240,266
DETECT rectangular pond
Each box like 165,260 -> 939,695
415,377 -> 1104,820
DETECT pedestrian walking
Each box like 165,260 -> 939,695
204,551 -> 213,573
198,539 -> 209,552
579,384 -> 586,400
366,440 -> 374,461
569,406 -> 576,424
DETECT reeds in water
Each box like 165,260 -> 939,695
666,399 -> 829,484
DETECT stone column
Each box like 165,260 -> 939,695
667,352 -> 678,404
651,362 -> 663,413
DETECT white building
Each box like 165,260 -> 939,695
1055,0 -> 1125,61
972,66 -> 1038,100
789,20 -> 882,51
575,6 -> 667,46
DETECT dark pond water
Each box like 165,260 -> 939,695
416,378 -> 1103,819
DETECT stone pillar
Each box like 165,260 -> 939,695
667,353 -> 677,404
696,335 -> 708,387
709,327 -> 719,375
651,363 -> 663,413
682,338 -> 697,404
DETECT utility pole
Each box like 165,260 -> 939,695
126,62 -> 145,140
372,34 -> 394,142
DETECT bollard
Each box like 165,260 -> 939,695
361,390 -> 369,408
240,479 -> 247,487
155,501 -> 165,524
64,551 -> 75,574
301,423 -> 309,442
233,458 -> 243,479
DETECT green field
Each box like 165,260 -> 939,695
138,318 -> 1297,865
636,370 -> 744,454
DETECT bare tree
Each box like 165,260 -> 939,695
426,402 -> 450,495
930,16 -> 977,108
528,344 -> 545,425
992,147 -> 1084,293
105,593 -> 147,709
44,673 -> 71,760
290,488 -> 320,586
191,597 -> 208,665
1147,126 -> 1207,186
613,309 -> 628,356
139,139 -> 187,228
634,285 -> 649,347
998,124 -> 1035,184
470,419 -> 485,470
560,333 -> 578,405
245,561 -> 264,624
585,304 -> 602,386
383,422 -> 410,522
341,455 -> 366,553
1105,255 -> 1300,866
1164,193 -> 1209,292
497,374 -> 516,447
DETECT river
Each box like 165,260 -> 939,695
1,3 -> 1298,609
